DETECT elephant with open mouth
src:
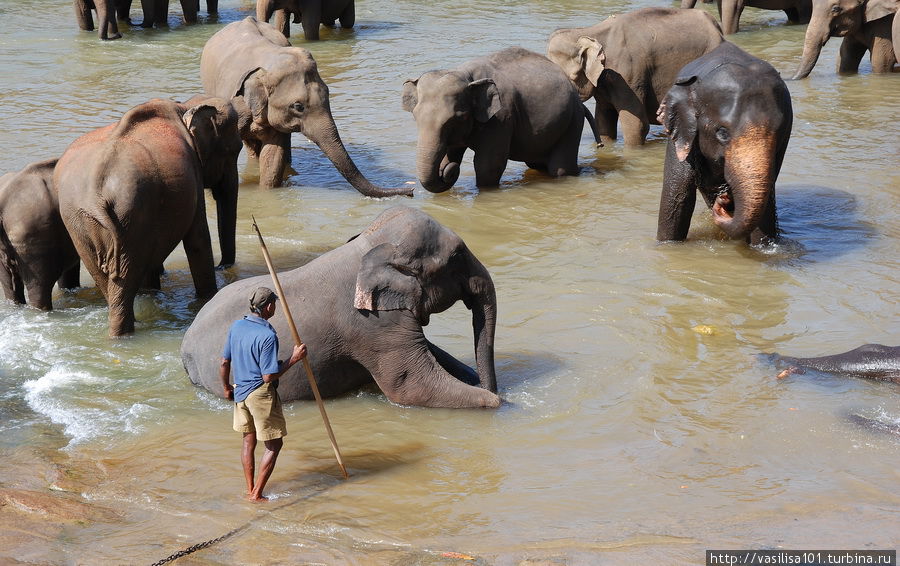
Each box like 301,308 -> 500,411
181,206 -> 501,408
656,42 -> 793,246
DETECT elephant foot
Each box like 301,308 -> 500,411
102,33 -> 123,40
215,262 -> 233,271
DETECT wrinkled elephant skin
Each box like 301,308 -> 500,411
657,42 -> 792,246
181,206 -> 501,409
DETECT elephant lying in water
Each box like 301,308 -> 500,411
182,206 -> 501,408
771,344 -> 900,383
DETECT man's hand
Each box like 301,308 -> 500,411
223,383 -> 234,400
289,343 -> 307,365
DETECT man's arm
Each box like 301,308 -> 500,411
261,344 -> 307,383
219,358 -> 234,400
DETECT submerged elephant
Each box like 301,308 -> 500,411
256,0 -> 354,39
682,0 -> 812,35
770,344 -> 900,383
201,17 -> 411,196
656,42 -> 793,246
402,47 -> 586,192
0,159 -> 81,310
182,206 -> 501,408
547,7 -> 724,147
55,98 -> 242,336
792,0 -> 898,79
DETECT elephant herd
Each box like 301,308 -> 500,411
2,2 -> 896,408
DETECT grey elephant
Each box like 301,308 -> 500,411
182,206 -> 500,408
73,0 -> 124,39
547,7 -> 724,147
656,42 -> 793,246
792,0 -> 898,78
402,47 -> 587,193
0,159 -> 81,310
682,0 -> 812,34
55,98 -> 242,337
770,344 -> 900,383
138,0 -> 217,27
256,0 -> 354,39
201,17 -> 411,196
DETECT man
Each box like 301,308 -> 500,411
220,287 -> 306,502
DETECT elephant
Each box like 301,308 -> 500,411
137,0 -> 217,27
73,0 -> 124,39
256,0 -> 354,39
792,0 -> 898,79
201,17 -> 411,196
402,47 -> 587,193
770,344 -> 900,383
656,41 -> 793,246
181,206 -> 501,409
55,97 -> 242,337
682,0 -> 812,35
546,7 -> 725,147
0,159 -> 81,310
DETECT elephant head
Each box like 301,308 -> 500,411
662,46 -> 792,240
180,96 -> 243,268
793,0 -> 900,78
239,50 -> 413,197
546,33 -> 607,102
401,72 -> 501,193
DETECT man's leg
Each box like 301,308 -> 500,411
248,437 -> 282,501
242,432 -> 257,495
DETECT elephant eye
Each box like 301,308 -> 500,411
291,102 -> 305,113
715,127 -> 731,144
830,5 -> 842,13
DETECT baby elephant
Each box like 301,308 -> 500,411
0,159 -> 81,310
771,344 -> 900,383
402,47 -> 587,192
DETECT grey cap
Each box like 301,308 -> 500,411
249,287 -> 278,311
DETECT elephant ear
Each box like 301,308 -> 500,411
401,79 -> 418,113
468,78 -> 501,123
182,104 -> 220,167
864,0 -> 899,22
240,68 -> 270,126
576,36 -> 606,87
354,243 -> 423,314
662,76 -> 698,162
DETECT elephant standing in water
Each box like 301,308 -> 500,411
73,0 -> 125,39
682,0 -> 812,35
792,0 -> 898,79
656,42 -> 793,246
771,344 -> 900,383
182,206 -> 501,408
0,159 -> 81,310
55,98 -> 242,337
402,47 -> 586,192
201,17 -> 411,196
256,0 -> 354,39
547,7 -> 724,147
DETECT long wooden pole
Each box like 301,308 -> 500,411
251,216 -> 349,479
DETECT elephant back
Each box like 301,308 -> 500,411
201,16 -> 292,98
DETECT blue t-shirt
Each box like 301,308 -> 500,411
222,315 -> 281,403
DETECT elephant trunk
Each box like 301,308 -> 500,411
466,254 -> 498,393
256,0 -> 275,22
303,114 -> 413,198
716,127 -> 777,239
416,139 -> 459,193
793,15 -> 831,79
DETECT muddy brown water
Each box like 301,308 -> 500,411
0,0 -> 898,564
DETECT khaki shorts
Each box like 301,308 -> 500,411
233,382 -> 287,441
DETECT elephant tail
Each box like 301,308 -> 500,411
583,104 -> 602,147
0,216 -> 19,280
77,198 -> 128,282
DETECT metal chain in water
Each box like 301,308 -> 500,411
148,523 -> 250,566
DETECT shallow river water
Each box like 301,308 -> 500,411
0,0 -> 898,564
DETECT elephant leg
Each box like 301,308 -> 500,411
139,0 -> 154,26
427,341 -> 479,386
106,276 -> 140,337
0,265 -> 26,305
74,0 -> 95,30
179,0 -> 199,23
58,263 -> 81,290
619,108 -> 649,147
206,0 -> 217,14
301,2 -> 321,39
142,264 -> 163,290
26,279 -> 54,311
472,129 -> 511,187
594,98 -> 618,147
339,1 -> 354,28
837,36 -> 867,74
96,0 -> 122,40
545,109 -> 584,177
243,139 -> 262,161
154,0 -> 169,26
657,142 -> 698,241
182,203 -> 217,301
273,9 -> 290,37
869,32 -> 897,73
258,134 -> 290,188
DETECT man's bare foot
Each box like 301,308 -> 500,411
247,493 -> 269,502
777,366 -> 804,379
